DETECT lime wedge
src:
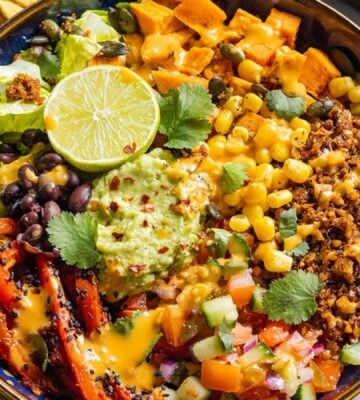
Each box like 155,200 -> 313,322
44,66 -> 160,172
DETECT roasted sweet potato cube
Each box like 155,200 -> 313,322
229,8 -> 262,35
178,47 -> 214,76
266,8 -> 301,48
152,70 -> 208,94
244,38 -> 285,66
236,112 -> 265,134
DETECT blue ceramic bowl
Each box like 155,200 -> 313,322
0,1 -> 359,399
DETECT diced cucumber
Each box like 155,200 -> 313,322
250,286 -> 267,313
192,335 -> 226,361
339,342 -> 360,365
141,332 -> 163,362
238,343 -> 274,368
229,234 -> 251,259
223,259 -> 248,280
201,295 -> 238,328
177,377 -> 212,400
292,383 -> 316,400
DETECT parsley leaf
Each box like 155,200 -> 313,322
47,212 -> 100,269
265,90 -> 305,121
278,208 -> 297,238
285,241 -> 310,257
221,162 -> 247,194
218,318 -> 235,353
112,312 -> 140,336
37,50 -> 60,81
263,270 -> 324,324
159,83 -> 214,149
209,228 -> 232,258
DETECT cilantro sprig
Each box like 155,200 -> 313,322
278,208 -> 297,239
265,90 -> 305,121
47,212 -> 100,269
263,270 -> 324,325
159,84 -> 214,149
285,241 -> 310,257
218,318 -> 235,353
221,162 -> 247,194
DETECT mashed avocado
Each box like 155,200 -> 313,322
89,149 -> 209,300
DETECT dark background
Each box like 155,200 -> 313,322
327,0 -> 360,24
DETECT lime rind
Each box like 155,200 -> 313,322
44,66 -> 160,172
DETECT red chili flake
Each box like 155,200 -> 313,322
182,198 -> 191,206
123,142 -> 137,154
112,232 -> 124,240
158,246 -> 169,254
110,202 -> 119,212
109,176 -> 120,191
143,204 -> 155,213
129,264 -> 146,273
143,220 -> 149,228
199,144 -> 208,157
140,194 -> 150,204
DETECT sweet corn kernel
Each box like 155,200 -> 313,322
229,214 -> 250,233
215,109 -> 235,134
254,120 -> 278,148
199,157 -> 222,180
283,234 -> 303,251
232,155 -> 257,174
290,128 -> 310,148
237,59 -> 263,83
290,117 -> 311,133
226,136 -> 247,154
253,216 -> 275,241
350,102 -> 360,116
243,93 -> 264,113
245,182 -> 267,205
267,190 -> 293,208
232,126 -> 249,142
242,204 -> 264,224
270,142 -> 290,162
224,95 -> 244,116
254,241 -> 277,261
270,169 -> 288,190
255,148 -> 272,164
283,158 -> 312,183
263,250 -> 293,272
224,189 -> 243,207
297,224 -> 315,238
207,135 -> 227,159
329,76 -> 354,98
253,163 -> 274,188
348,85 -> 360,103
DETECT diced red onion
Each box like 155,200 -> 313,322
243,335 -> 258,353
153,284 -> 177,300
265,373 -> 285,391
312,343 -> 324,355
298,367 -> 314,383
159,360 -> 178,383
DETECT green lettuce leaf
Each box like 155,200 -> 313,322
56,34 -> 101,79
76,10 -> 120,42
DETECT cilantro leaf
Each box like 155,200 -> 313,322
159,84 -> 214,149
218,318 -> 235,353
265,90 -> 305,121
37,50 -> 60,81
221,162 -> 247,194
47,212 -> 100,269
285,241 -> 310,257
263,270 -> 324,324
112,312 -> 140,336
209,228 -> 232,258
278,208 -> 297,239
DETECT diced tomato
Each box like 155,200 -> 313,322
276,331 -> 312,360
259,322 -> 290,348
118,293 -> 148,317
154,336 -> 192,359
162,305 -> 187,347
239,386 -> 287,400
227,272 -> 256,308
239,306 -> 268,332
312,359 -> 342,393
201,359 -> 242,392
232,322 -> 253,346
0,218 -> 18,237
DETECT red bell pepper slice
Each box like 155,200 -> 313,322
0,218 -> 18,237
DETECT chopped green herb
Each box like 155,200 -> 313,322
159,83 -> 214,149
218,318 -> 235,353
285,241 -> 310,257
265,90 -> 306,121
279,208 -> 297,239
221,162 -> 247,194
26,334 -> 49,372
112,312 -> 140,336
263,270 -> 324,325
209,228 -> 232,258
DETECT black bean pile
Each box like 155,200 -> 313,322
0,129 -> 92,255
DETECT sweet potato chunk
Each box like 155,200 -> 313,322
123,33 -> 144,67
130,0 -> 183,34
236,112 -> 265,134
244,38 -> 285,66
229,77 -> 252,96
266,8 -> 301,48
178,47 -> 214,76
152,70 -> 208,94
299,47 -> 341,97
229,8 -> 262,35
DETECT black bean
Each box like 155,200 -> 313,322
0,154 -> 19,164
20,211 -> 39,229
21,129 -> 48,148
8,200 -> 22,217
22,224 -> 44,245
42,201 -> 61,226
18,165 -> 37,190
3,183 -> 25,205
66,170 -> 80,190
20,193 -> 37,211
36,153 -> 64,173
38,175 -> 61,202
0,143 -> 17,154
68,184 -> 91,213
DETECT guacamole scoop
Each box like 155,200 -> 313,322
89,149 -> 208,300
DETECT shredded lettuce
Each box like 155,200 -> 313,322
75,10 -> 120,42
56,34 -> 101,79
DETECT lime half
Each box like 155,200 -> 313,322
44,66 -> 160,172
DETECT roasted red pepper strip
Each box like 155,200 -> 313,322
36,254 -> 110,400
76,275 -> 104,333
0,218 -> 18,237
118,293 -> 148,318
